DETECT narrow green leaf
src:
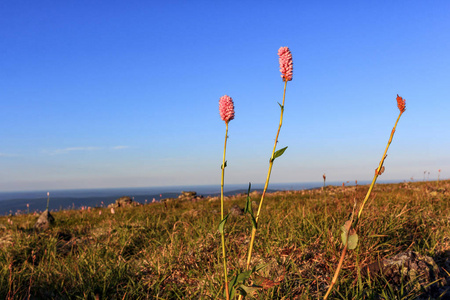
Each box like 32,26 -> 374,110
218,213 -> 229,233
221,161 -> 228,169
250,215 -> 257,230
271,146 -> 288,162
278,102 -> 284,110
225,269 -> 253,298
244,183 -> 252,214
243,183 -> 258,229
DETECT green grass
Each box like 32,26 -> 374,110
1,180 -> 449,299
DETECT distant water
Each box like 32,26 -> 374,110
0,180 -> 401,216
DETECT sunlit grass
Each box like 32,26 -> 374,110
0,180 -> 448,299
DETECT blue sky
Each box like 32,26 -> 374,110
1,1 -> 449,191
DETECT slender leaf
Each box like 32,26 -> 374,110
221,161 -> 227,169
218,213 -> 229,233
271,146 -> 288,162
244,183 -> 252,214
243,183 -> 258,229
225,270 -> 253,298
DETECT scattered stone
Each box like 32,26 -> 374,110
34,209 -> 55,231
108,196 -> 141,209
229,204 -> 244,217
180,191 -> 196,198
177,191 -> 204,202
363,251 -> 446,294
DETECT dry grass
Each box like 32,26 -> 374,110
0,180 -> 449,299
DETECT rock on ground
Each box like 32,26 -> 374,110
363,251 -> 447,296
34,209 -> 55,231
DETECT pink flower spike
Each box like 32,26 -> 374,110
219,95 -> 235,123
278,47 -> 293,81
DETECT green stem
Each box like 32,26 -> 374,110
220,122 -> 230,300
245,80 -> 288,271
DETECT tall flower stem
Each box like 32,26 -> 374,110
324,96 -> 405,299
46,192 -> 50,211
245,80 -> 288,270
218,94 -> 234,300
220,122 -> 230,300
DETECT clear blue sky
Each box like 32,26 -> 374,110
1,1 -> 449,191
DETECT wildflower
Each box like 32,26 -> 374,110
278,47 -> 293,81
219,95 -> 235,123
396,94 -> 406,113
111,207 -> 115,214
99,210 -> 102,215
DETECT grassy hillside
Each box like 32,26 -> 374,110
1,180 -> 449,299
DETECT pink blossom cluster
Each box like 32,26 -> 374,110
219,95 -> 235,123
278,47 -> 293,81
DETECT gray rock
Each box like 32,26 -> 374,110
180,191 -> 197,197
363,251 -> 446,294
177,191 -> 203,202
229,204 -> 244,217
34,209 -> 55,231
108,196 -> 141,208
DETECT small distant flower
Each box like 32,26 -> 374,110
99,210 -> 102,215
219,95 -> 235,123
111,207 -> 115,214
278,47 -> 293,81
396,94 -> 406,113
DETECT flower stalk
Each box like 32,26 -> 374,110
219,95 -> 234,300
46,192 -> 50,211
244,47 -> 293,272
324,95 -> 406,299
